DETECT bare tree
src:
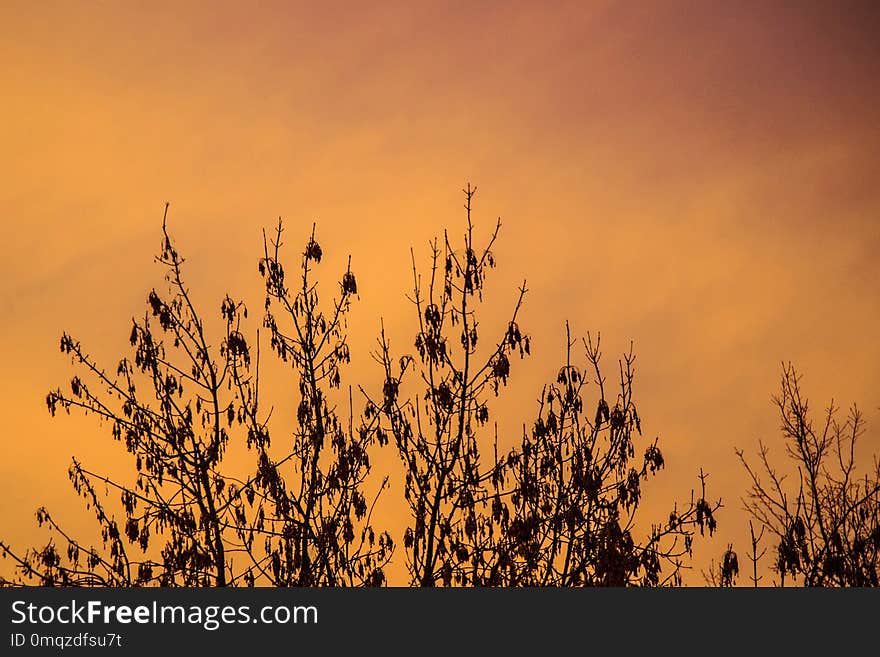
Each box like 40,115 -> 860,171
1,205 -> 248,585
230,221 -> 392,586
365,186 -> 720,587
745,520 -> 766,587
738,363 -> 880,586
487,325 -> 722,586
364,184 -> 530,586
1,185 -> 726,588
0,208 -> 390,587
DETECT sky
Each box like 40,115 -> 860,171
1,0 -> 879,584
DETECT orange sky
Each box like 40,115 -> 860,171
2,0 -> 879,584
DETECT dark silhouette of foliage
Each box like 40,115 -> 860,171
1,206 -> 245,585
364,184 -> 530,586
736,363 -> 880,586
232,221 -> 392,586
0,207 -> 390,587
364,186 -> 720,586
2,186 -> 725,587
480,327 -> 721,586
704,544 -> 740,587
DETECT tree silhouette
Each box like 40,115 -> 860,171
363,184 -> 530,586
0,207 -> 390,586
364,185 -> 720,586
236,220 -> 393,585
2,186 -> 724,587
1,206 -> 245,585
483,327 -> 721,586
737,363 -> 880,586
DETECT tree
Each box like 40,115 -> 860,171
737,363 -> 880,586
484,326 -> 721,586
364,184 -> 530,586
2,186 -> 722,587
0,206 -> 390,586
239,221 -> 392,585
365,185 -> 720,586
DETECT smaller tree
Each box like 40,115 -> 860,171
231,221 -> 392,586
364,184 -> 720,587
481,325 -> 721,586
365,184 -> 530,586
0,209 -> 391,587
0,205 -> 251,586
738,363 -> 880,586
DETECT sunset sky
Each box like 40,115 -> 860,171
2,1 -> 879,583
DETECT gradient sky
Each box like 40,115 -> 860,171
2,0 -> 879,583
